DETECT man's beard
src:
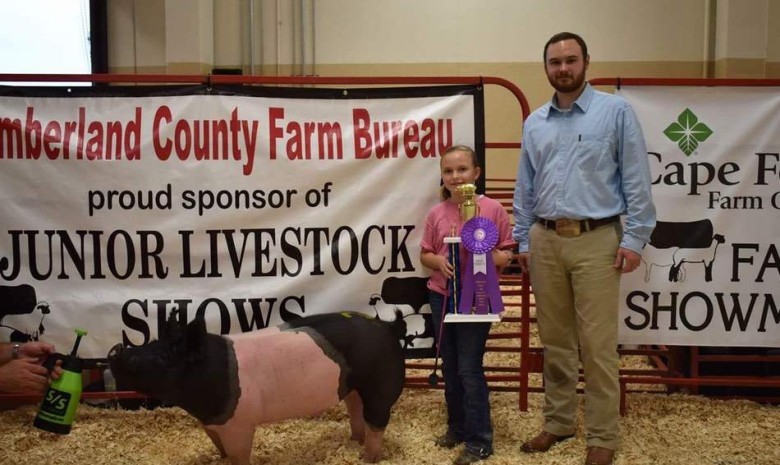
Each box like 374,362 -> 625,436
548,70 -> 586,93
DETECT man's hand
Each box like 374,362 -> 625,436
517,252 -> 530,274
19,341 -> 56,361
614,247 -> 641,273
0,357 -> 51,393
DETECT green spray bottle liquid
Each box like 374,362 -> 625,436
33,329 -> 87,434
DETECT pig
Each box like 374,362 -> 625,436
108,311 -> 406,465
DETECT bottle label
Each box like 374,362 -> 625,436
39,387 -> 72,418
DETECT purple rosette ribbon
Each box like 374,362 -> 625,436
461,217 -> 499,254
458,217 -> 504,315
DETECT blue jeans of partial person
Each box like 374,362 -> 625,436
430,290 -> 493,454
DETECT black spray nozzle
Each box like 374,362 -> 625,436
41,329 -> 108,374
70,328 -> 88,357
40,329 -> 91,374
42,353 -> 108,374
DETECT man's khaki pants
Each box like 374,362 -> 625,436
529,221 -> 622,450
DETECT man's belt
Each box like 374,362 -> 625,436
537,215 -> 619,238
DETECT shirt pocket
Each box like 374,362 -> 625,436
576,132 -> 612,172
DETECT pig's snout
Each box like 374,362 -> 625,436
107,343 -> 124,360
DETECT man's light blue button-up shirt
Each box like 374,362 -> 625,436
512,83 -> 656,253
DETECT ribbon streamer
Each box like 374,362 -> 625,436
458,217 -> 504,315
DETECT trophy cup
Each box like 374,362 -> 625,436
444,184 -> 503,323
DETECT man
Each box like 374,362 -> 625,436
0,341 -> 59,393
512,32 -> 656,465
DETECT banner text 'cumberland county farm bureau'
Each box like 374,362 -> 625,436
0,85 -> 483,358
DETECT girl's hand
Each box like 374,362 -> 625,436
436,254 -> 455,278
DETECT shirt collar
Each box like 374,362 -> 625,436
546,82 -> 594,118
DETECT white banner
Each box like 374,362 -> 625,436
618,86 -> 780,347
0,86 -> 481,357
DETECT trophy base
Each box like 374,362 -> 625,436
444,312 -> 503,323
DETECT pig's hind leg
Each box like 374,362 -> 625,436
344,390 -> 366,443
203,427 -> 227,458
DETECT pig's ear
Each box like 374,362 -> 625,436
162,311 -> 185,341
184,316 -> 208,352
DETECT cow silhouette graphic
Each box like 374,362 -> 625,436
0,284 -> 51,342
368,276 -> 435,357
641,219 -> 726,283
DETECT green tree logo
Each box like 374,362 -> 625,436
663,109 -> 713,156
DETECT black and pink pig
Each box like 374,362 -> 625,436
108,311 -> 406,464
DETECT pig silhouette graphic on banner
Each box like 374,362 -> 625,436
368,276 -> 435,357
0,284 -> 51,342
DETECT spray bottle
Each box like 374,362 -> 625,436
33,329 -> 87,434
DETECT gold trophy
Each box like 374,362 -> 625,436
442,184 -> 477,320
445,183 -> 504,323
458,184 -> 479,222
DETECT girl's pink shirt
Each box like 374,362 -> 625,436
420,195 -> 514,296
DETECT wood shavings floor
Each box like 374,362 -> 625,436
2,309 -> 777,464
1,387 -> 778,465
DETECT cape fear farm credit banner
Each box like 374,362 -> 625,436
0,86 -> 482,358
618,86 -> 780,347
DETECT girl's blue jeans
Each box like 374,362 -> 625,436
429,290 -> 494,454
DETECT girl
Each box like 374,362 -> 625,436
420,145 -> 514,465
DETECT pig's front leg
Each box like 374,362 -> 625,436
361,426 -> 385,463
204,425 -> 254,465
344,388 -> 384,463
344,390 -> 366,443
